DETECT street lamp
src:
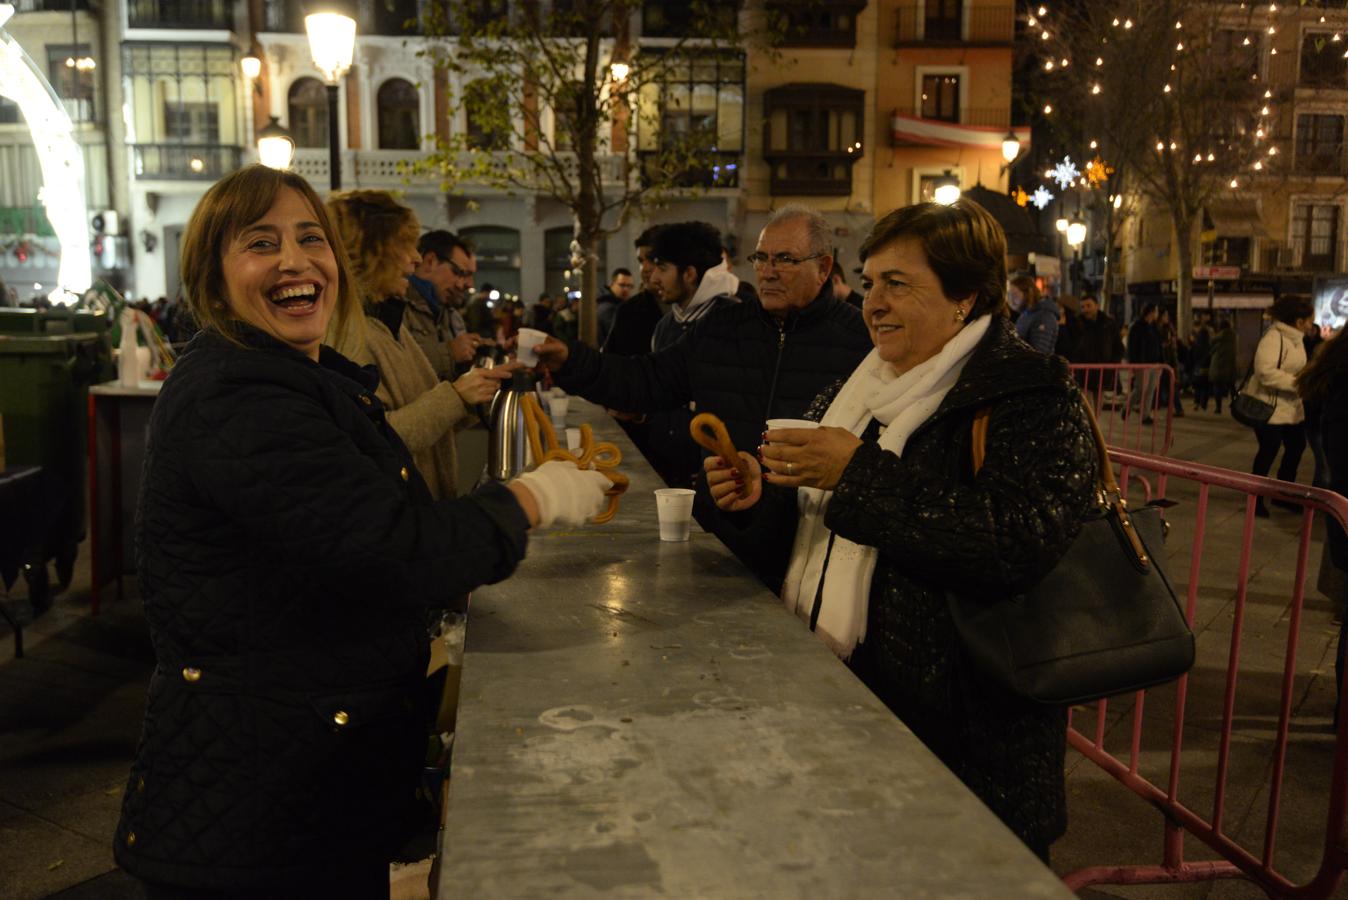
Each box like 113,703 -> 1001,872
933,170 -> 961,205
257,116 -> 295,170
1001,130 -> 1021,164
240,54 -> 261,82
1055,217 -> 1069,233
305,11 -> 356,191
1066,219 -> 1087,247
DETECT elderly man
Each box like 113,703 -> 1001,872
406,230 -> 485,379
535,205 -> 871,588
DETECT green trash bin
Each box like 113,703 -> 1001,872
0,333 -> 111,584
0,308 -> 112,336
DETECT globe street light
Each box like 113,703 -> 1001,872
1066,219 -> 1087,247
305,11 -> 356,191
933,170 -> 961,205
257,116 -> 295,170
1001,130 -> 1020,163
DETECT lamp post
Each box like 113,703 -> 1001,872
933,169 -> 961,205
257,116 -> 295,170
305,11 -> 356,192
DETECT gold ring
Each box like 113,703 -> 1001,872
787,462 -> 794,475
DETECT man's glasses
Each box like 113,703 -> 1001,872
746,251 -> 825,269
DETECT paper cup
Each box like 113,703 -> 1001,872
549,395 -> 570,418
516,328 -> 548,366
655,488 -> 696,542
565,427 -> 582,452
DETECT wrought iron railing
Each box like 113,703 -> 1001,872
132,144 -> 242,180
127,0 -> 234,30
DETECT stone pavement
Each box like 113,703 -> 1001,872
0,404 -> 1342,898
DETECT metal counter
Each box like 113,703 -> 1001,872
439,399 -> 1072,898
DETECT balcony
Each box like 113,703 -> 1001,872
127,0 -> 234,31
132,144 -> 242,180
12,0 -> 90,10
637,150 -> 740,189
763,151 -> 861,196
291,149 -> 629,190
895,6 -> 1014,47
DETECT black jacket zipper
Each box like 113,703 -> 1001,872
763,318 -> 789,422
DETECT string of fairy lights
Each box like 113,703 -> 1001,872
1017,1 -> 1346,214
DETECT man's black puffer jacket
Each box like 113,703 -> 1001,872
744,316 -> 1097,854
556,287 -> 871,586
115,327 -> 529,891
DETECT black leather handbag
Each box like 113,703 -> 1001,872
1230,343 -> 1282,429
948,398 -> 1195,706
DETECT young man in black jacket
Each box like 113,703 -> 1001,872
535,205 -> 872,589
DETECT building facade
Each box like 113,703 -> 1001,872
2,0 -> 1024,308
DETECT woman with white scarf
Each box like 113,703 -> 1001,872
705,200 -> 1097,862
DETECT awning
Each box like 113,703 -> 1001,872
890,114 -> 1029,151
1206,199 -> 1269,239
963,185 -> 1055,257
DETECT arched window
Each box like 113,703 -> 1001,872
459,226 -> 521,297
377,78 -> 420,150
288,77 -> 328,149
465,78 -> 510,151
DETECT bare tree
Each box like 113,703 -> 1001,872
1028,0 -> 1280,335
412,0 -> 779,345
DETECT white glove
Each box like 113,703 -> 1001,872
512,460 -> 611,528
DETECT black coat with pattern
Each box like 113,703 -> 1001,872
115,328 -> 530,890
760,316 -> 1097,851
556,287 -> 872,586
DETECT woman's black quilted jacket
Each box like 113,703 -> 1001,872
114,327 -> 529,890
750,315 -> 1097,852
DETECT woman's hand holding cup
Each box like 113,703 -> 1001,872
760,421 -> 861,491
704,452 -> 763,512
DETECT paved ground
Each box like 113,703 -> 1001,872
0,403 -> 1343,898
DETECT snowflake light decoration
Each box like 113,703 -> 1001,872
1050,156 -> 1081,190
1084,155 -> 1115,188
1031,185 -> 1055,210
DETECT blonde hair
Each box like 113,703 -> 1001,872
179,165 -> 364,351
325,190 -> 420,304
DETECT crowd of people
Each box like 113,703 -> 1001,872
106,160 -> 1348,897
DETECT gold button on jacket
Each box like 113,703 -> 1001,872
181,667 -> 201,683
333,710 -> 350,726
399,466 -> 409,482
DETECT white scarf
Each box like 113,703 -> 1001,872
781,314 -> 990,658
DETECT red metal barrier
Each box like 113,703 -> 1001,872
1070,363 -> 1177,456
1065,447 -> 1348,898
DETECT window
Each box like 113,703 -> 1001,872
762,84 -> 864,195
552,81 -> 584,152
46,44 -> 97,123
163,102 -> 219,143
917,173 -> 946,203
459,225 -> 521,296
925,0 -> 962,42
767,0 -> 866,48
1301,32 -> 1348,88
377,79 -> 420,150
636,52 -> 745,187
369,0 -> 420,35
921,73 -> 960,123
1209,237 -> 1251,267
288,77 -> 329,149
0,96 -> 19,125
1292,203 -> 1341,270
641,1 -> 737,38
465,78 -> 511,150
1295,113 -> 1344,174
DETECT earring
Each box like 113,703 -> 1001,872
953,306 -> 966,323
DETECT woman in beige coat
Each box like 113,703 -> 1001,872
1247,294 -> 1315,516
327,191 -> 510,499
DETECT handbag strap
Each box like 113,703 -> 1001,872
970,394 -> 1151,568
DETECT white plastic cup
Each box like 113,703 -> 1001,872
549,395 -> 570,418
516,328 -> 548,366
655,488 -> 696,542
565,427 -> 582,452
765,418 -> 820,439
550,386 -> 567,399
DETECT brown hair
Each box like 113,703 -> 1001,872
1270,293 -> 1313,326
1298,325 -> 1347,407
859,199 -> 1009,320
325,190 -> 421,303
179,165 -> 363,350
1010,274 -> 1041,309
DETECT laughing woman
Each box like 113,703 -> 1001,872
705,200 -> 1097,860
115,166 -> 609,898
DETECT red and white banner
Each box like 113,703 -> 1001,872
890,113 -> 1030,151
